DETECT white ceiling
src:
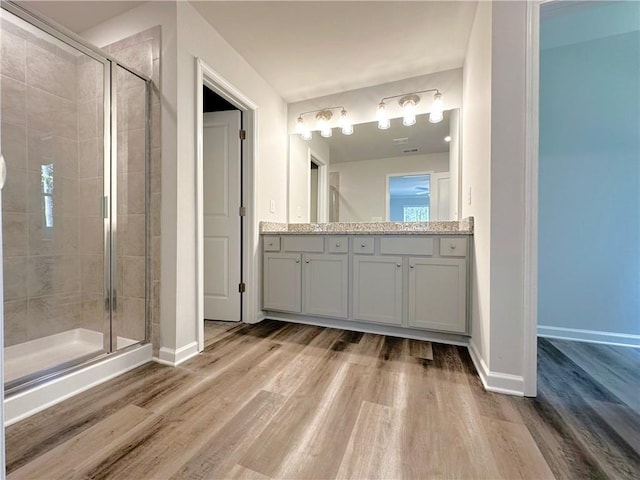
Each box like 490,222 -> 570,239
191,1 -> 478,102
15,1 -> 145,34
15,1 -> 478,103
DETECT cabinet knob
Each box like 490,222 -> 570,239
396,263 -> 401,268
305,260 -> 310,263
450,244 -> 456,250
410,264 -> 415,268
296,259 -> 300,263
268,242 -> 273,246
336,242 -> 340,247
361,243 -> 366,248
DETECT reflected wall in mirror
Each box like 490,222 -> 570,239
288,109 -> 460,223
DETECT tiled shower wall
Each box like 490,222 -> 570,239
102,27 -> 161,355
1,17 -> 104,346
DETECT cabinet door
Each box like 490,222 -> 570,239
408,258 -> 467,333
303,254 -> 349,319
353,256 -> 402,325
263,253 -> 301,313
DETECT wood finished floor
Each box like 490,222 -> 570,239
6,321 -> 639,480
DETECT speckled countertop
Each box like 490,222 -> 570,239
260,217 -> 473,235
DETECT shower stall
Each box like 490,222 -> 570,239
0,2 -> 150,398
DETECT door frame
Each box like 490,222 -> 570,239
196,58 -> 258,352
523,0 -> 555,396
308,149 -> 328,223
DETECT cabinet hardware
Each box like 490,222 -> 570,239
296,259 -> 300,263
336,242 -> 340,247
396,263 -> 401,267
450,244 -> 456,249
410,264 -> 415,268
305,260 -> 310,263
361,243 -> 366,247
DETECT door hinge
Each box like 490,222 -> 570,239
239,206 -> 246,216
239,129 -> 246,141
239,282 -> 246,293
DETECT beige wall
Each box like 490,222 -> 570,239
462,0 -> 493,372
330,153 -> 449,222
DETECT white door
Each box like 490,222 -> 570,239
431,173 -> 450,221
203,111 -> 241,321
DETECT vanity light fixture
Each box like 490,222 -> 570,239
377,89 -> 444,129
295,106 -> 353,140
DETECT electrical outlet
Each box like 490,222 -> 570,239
467,187 -> 472,205
269,199 -> 275,213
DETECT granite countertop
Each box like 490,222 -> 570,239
260,217 -> 473,235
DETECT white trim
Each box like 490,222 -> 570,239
5,344 -> 152,426
468,342 -> 525,396
538,326 -> 640,348
154,341 -> 200,367
523,0 -> 546,398
196,58 -> 259,352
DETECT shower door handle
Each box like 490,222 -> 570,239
0,152 -> 6,190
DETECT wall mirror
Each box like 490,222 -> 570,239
288,109 -> 461,223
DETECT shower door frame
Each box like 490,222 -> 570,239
1,0 -> 152,394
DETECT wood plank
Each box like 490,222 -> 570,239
481,416 -> 555,480
170,390 -> 285,479
408,338 -> 433,360
549,338 -> 640,413
8,405 -> 155,480
225,464 -> 272,480
335,400 -> 400,480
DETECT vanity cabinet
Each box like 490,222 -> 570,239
262,234 -> 471,335
408,257 -> 467,333
263,253 -> 302,313
352,256 -> 402,325
263,246 -> 349,319
303,254 -> 349,318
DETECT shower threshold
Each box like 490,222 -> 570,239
5,328 -> 137,385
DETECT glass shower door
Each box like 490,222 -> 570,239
0,8 -> 110,387
112,65 -> 148,350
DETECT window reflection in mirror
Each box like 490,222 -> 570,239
289,109 -> 460,223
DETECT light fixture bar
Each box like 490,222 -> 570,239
377,88 -> 445,125
296,105 -> 353,140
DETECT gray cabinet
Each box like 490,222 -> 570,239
408,257 -> 467,333
303,254 -> 349,319
352,256 -> 403,325
263,253 -> 301,313
262,234 -> 470,335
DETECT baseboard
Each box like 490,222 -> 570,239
468,342 -> 525,396
155,341 -> 199,367
5,343 -> 152,426
265,313 -> 471,346
538,325 -> 640,348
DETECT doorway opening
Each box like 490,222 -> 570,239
201,86 -> 242,327
196,58 -> 258,352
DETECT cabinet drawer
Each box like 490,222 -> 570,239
282,235 -> 325,253
380,237 -> 434,256
439,237 -> 467,257
263,236 -> 281,252
327,237 -> 349,253
353,237 -> 374,254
